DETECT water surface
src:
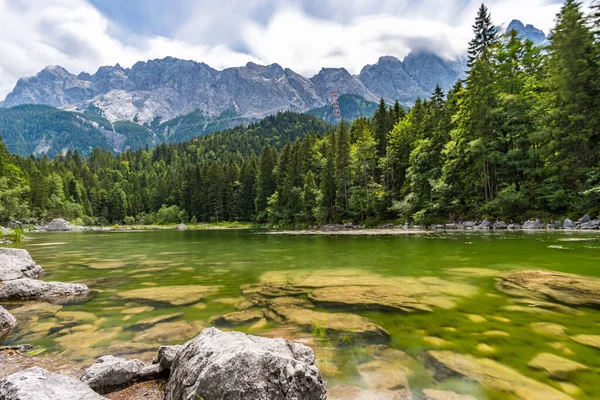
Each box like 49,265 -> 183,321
4,230 -> 600,399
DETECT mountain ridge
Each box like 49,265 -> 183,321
1,52 -> 467,125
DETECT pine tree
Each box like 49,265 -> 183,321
373,99 -> 391,162
255,145 -> 278,221
335,121 -> 351,218
542,0 -> 599,211
319,132 -> 337,222
456,3 -> 500,206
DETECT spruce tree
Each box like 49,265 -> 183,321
543,0 -> 599,210
335,121 -> 351,218
255,145 -> 278,221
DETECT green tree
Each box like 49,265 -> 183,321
542,0 -> 599,212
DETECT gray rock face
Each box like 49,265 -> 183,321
358,56 -> 427,104
166,327 -> 326,400
45,218 -> 73,231
0,367 -> 106,400
523,219 -> 544,230
506,20 -> 547,45
477,219 -> 492,229
0,248 -> 44,282
563,218 -> 575,229
2,51 -> 471,126
0,278 -> 89,300
310,67 -> 376,102
155,345 -> 183,370
81,355 -> 163,394
402,52 -> 467,94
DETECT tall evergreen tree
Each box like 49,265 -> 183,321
542,0 -> 599,211
255,145 -> 278,221
335,121 -> 351,218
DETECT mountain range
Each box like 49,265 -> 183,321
0,20 -> 546,157
0,51 -> 466,125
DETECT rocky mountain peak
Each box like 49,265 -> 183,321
505,19 -> 547,45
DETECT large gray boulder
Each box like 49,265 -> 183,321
0,306 -> 17,343
0,367 -> 106,399
579,219 -> 600,230
166,328 -> 326,400
523,219 -> 544,230
0,248 -> 44,282
563,218 -> 575,229
81,355 -> 163,394
578,214 -> 591,224
0,278 -> 89,300
45,218 -> 73,231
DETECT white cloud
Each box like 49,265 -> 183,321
0,0 -> 593,99
0,0 -> 260,98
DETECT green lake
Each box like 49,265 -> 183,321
3,230 -> 600,399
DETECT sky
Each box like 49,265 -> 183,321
0,0 -> 593,99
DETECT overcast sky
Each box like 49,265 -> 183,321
0,0 -> 593,99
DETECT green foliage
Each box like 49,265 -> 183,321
1,2 -> 599,226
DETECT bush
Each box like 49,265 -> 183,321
481,187 -> 528,221
156,205 -> 182,224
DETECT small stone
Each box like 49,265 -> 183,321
549,342 -> 574,355
81,355 -> 163,394
155,345 -> 183,370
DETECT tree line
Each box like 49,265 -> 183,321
1,0 -> 599,225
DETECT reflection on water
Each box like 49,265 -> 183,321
3,230 -> 600,399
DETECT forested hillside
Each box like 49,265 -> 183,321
1,1 -> 599,225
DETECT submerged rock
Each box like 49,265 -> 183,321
0,367 -> 106,399
46,218 -> 73,232
530,322 -> 567,338
81,355 -> 163,394
422,389 -> 478,400
424,351 -> 572,400
496,270 -> 600,308
528,353 -> 589,379
309,285 -> 433,312
327,386 -> 413,400
0,248 -> 44,282
132,321 -> 205,343
165,328 -> 326,400
570,334 -> 600,349
357,360 -> 410,391
117,285 -> 220,305
268,298 -> 389,343
0,278 -> 90,300
210,310 -> 264,326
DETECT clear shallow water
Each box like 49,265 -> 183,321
3,230 -> 600,399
